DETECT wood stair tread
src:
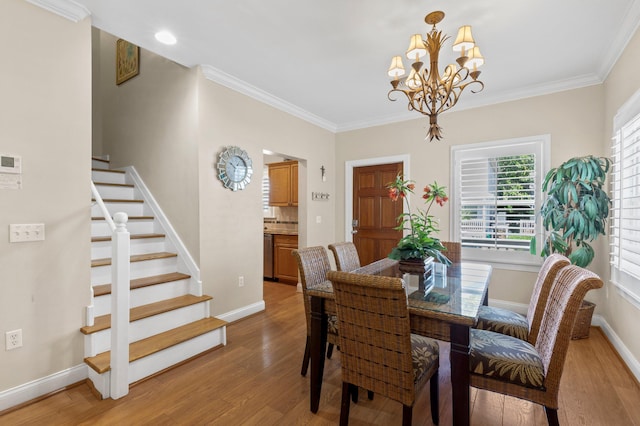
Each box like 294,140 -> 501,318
92,156 -> 110,163
93,272 -> 191,297
93,182 -> 134,188
84,317 -> 227,374
92,216 -> 154,221
91,233 -> 165,243
92,168 -> 124,174
91,198 -> 144,203
91,252 -> 177,267
81,294 -> 213,335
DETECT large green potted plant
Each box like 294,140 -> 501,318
531,155 -> 611,268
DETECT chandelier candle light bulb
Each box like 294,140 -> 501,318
387,11 -> 485,141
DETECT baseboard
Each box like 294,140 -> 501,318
0,364 -> 87,412
489,298 -> 640,383
217,301 -> 266,324
592,314 -> 640,383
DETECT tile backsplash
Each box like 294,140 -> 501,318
264,206 -> 298,233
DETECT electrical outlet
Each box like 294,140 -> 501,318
238,276 -> 245,287
5,329 -> 22,350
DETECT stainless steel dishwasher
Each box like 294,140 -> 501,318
263,233 -> 274,280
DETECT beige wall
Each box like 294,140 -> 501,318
98,33 -> 201,261
196,69 -> 336,314
336,85 -> 605,305
602,27 -> 640,361
97,42 -> 336,316
0,0 -> 91,391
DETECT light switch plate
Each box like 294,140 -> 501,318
9,223 -> 45,242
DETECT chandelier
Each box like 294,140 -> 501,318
387,11 -> 485,141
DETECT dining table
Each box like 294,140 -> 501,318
306,257 -> 492,426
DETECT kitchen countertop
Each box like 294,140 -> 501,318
264,230 -> 298,236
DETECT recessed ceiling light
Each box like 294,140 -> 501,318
155,31 -> 177,45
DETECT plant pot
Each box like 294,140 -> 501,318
398,257 -> 434,291
571,300 -> 596,340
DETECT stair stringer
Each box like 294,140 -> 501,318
121,166 -> 202,297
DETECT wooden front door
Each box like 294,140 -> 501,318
352,162 -> 403,265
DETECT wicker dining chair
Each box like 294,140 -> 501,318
328,242 -> 361,272
475,253 -> 570,344
439,241 -> 461,264
469,265 -> 603,426
292,246 -> 339,376
328,270 -> 440,426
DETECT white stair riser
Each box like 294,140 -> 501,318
91,220 -> 156,237
92,159 -> 110,169
91,238 -> 166,260
86,302 -> 210,355
87,327 -> 226,398
91,257 -> 178,285
91,201 -> 146,217
127,328 -> 225,383
92,170 -> 126,185
93,279 -> 191,316
94,185 -> 136,200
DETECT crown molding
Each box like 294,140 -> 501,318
597,0 -> 640,80
200,64 -> 337,133
335,73 -> 603,133
26,0 -> 90,23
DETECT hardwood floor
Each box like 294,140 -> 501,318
2,281 -> 639,425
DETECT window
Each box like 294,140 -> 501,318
451,135 -> 550,270
262,166 -> 275,218
610,90 -> 640,308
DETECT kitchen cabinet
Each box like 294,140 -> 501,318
268,161 -> 298,206
274,234 -> 298,284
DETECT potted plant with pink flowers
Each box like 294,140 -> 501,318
386,174 -> 451,265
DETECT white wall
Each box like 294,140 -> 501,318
336,85 -> 605,305
196,69 -> 336,315
0,0 -> 91,391
98,32 -> 201,262
602,26 -> 640,364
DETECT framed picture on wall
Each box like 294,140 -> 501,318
116,39 -> 139,85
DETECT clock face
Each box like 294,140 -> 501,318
217,146 -> 253,191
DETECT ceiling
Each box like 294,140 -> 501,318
32,0 -> 640,132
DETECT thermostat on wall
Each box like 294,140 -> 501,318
0,154 -> 21,174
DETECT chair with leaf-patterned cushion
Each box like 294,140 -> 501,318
328,270 -> 440,426
292,246 -> 339,376
475,253 -> 570,344
469,265 -> 603,426
328,242 -> 361,272
439,241 -> 461,264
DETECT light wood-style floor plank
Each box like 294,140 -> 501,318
1,281 -> 638,425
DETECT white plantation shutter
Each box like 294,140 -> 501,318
610,90 -> 640,307
452,136 -> 549,269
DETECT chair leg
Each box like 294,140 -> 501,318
367,390 -> 374,400
430,369 -> 439,425
350,384 -> 359,403
544,407 -> 559,426
340,382 -> 351,426
300,336 -> 311,376
401,404 -> 413,426
327,343 -> 334,359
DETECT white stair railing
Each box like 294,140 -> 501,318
90,182 -> 130,399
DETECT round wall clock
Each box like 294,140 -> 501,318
217,146 -> 253,191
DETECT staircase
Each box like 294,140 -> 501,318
84,156 -> 227,399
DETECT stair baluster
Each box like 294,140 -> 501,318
90,182 -> 130,399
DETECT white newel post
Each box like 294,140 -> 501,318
110,212 -> 130,399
